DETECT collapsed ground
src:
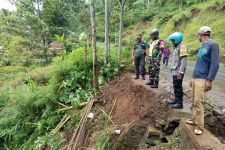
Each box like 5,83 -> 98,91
82,73 -> 225,149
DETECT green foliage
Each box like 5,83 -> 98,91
0,81 -> 61,149
91,108 -> 112,150
99,59 -> 122,85
0,46 -> 124,149
55,34 -> 64,43
0,0 -> 87,66
94,130 -> 110,150
125,0 -> 225,63
1,0 -> 225,149
0,66 -> 25,83
168,136 -> 181,149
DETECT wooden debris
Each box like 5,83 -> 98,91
78,102 -> 89,108
109,99 -> 117,116
58,106 -> 73,112
67,99 -> 95,150
51,115 -> 71,134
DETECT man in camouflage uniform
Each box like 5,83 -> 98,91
132,34 -> 148,80
146,29 -> 164,88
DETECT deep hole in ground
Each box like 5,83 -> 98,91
83,73 -> 225,149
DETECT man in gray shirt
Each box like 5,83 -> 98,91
167,32 -> 188,109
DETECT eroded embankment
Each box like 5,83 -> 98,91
85,73 -> 225,150
96,74 -> 169,126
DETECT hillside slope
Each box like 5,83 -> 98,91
124,0 -> 225,62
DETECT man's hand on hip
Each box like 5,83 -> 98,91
205,80 -> 212,91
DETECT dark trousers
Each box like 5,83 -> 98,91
163,57 -> 169,66
149,61 -> 160,83
134,55 -> 145,76
173,75 -> 184,104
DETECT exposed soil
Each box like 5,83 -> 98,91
95,73 -> 170,127
86,73 -> 175,149
85,73 -> 225,149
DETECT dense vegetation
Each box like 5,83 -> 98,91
0,0 -> 225,149
123,0 -> 225,61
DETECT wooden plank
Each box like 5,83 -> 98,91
180,120 -> 225,150
72,99 -> 95,150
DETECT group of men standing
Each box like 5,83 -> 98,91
132,29 -> 165,88
132,26 -> 220,135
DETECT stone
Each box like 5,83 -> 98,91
206,115 -> 218,127
163,120 -> 180,135
145,143 -> 171,150
213,108 -> 225,116
218,115 -> 225,125
148,127 -> 161,136
223,109 -> 225,114
159,120 -> 167,126
111,121 -> 149,150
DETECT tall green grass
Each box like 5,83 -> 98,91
0,46 -> 127,149
125,0 -> 225,62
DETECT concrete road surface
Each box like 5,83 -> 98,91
160,61 -> 225,108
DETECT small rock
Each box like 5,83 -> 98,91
87,112 -> 94,119
213,108 -> 224,116
148,127 -> 161,136
222,108 -> 225,114
163,120 -> 180,135
218,116 -> 225,125
206,116 -> 217,127
159,120 -> 167,126
164,87 -> 171,92
115,129 -> 121,135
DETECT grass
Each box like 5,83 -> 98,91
0,44 -> 128,149
124,0 -> 225,63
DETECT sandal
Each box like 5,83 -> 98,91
186,119 -> 195,125
194,129 -> 203,135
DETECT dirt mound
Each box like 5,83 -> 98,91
96,73 -> 169,127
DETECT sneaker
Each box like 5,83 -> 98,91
151,84 -> 158,88
146,81 -> 153,85
134,76 -> 139,79
168,99 -> 176,105
170,103 -> 183,109
194,129 -> 203,135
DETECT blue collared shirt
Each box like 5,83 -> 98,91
193,39 -> 219,80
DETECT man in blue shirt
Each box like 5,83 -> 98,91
186,26 -> 219,135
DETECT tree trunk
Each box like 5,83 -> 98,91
147,0 -> 150,9
180,0 -> 183,10
104,0 -> 109,64
115,31 -> 117,44
118,0 -> 126,65
89,0 -> 99,90
84,43 -> 87,61
36,0 -> 40,17
108,36 -> 110,54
